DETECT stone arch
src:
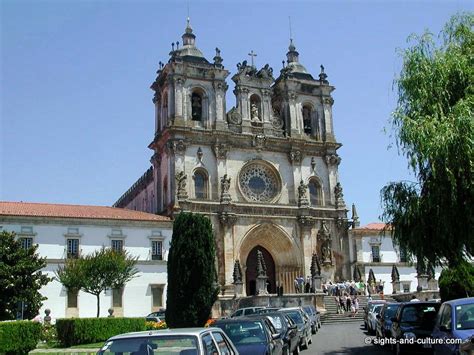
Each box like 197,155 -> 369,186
188,86 -> 209,126
192,167 -> 209,200
238,223 -> 303,295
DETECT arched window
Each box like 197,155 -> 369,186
191,91 -> 203,121
194,169 -> 208,199
250,94 -> 262,125
302,105 -> 312,135
308,179 -> 323,206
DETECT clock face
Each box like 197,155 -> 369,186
239,161 -> 280,202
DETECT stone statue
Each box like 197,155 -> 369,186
175,171 -> 188,199
297,180 -> 309,207
220,174 -> 232,203
353,265 -> 362,282
251,103 -> 260,121
108,308 -> 115,317
257,64 -> 274,79
227,107 -> 242,125
321,240 -> 331,264
271,108 -> 284,129
44,308 -> 51,324
334,182 -> 345,208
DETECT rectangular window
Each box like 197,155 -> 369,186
111,239 -> 123,252
152,241 -> 163,260
112,288 -> 123,308
371,245 -> 380,262
67,239 -> 79,258
399,247 -> 408,262
20,237 -> 33,250
67,289 -> 78,308
402,282 -> 411,293
151,285 -> 164,308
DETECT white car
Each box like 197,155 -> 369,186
367,304 -> 384,335
97,327 -> 239,354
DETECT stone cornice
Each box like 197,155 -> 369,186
352,261 -> 415,268
46,259 -> 168,266
150,126 -> 341,155
0,216 -> 173,229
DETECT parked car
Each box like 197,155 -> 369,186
214,316 -> 283,355
367,303 -> 384,335
302,305 -> 321,333
255,307 -> 281,314
251,312 -> 301,355
145,310 -> 166,322
390,301 -> 441,354
432,297 -> 474,355
230,307 -> 265,318
363,300 -> 386,330
278,307 -> 312,350
375,303 -> 401,340
97,327 -> 239,354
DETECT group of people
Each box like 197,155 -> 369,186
335,294 -> 360,317
294,276 -> 313,293
323,279 -> 385,297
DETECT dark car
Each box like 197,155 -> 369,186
376,303 -> 401,340
251,312 -> 301,355
302,305 -> 321,333
363,300 -> 386,330
278,307 -> 312,351
214,316 -> 283,355
390,301 -> 441,354
432,297 -> 474,355
230,307 -> 265,318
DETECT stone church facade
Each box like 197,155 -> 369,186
114,20 -> 355,296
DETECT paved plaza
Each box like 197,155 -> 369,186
308,322 -> 392,355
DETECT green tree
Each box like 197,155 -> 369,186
56,248 -> 138,317
381,13 -> 474,269
0,231 -> 52,320
166,212 -> 219,328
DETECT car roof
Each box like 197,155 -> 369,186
107,328 -> 222,341
215,316 -> 266,323
443,297 -> 474,306
279,307 -> 303,311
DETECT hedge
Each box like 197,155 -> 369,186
56,318 -> 146,347
0,320 -> 42,355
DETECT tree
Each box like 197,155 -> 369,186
0,231 -> 52,320
56,248 -> 138,317
381,13 -> 473,269
166,212 -> 219,328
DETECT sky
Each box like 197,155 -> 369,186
1,0 -> 472,225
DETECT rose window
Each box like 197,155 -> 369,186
239,162 -> 281,202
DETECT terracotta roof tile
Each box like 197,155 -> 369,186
353,222 -> 390,231
0,201 -> 170,222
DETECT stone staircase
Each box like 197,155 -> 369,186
321,294 -> 397,324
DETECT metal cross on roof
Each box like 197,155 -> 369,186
248,50 -> 257,67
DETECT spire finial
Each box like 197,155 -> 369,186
248,50 -> 257,67
289,16 -> 293,43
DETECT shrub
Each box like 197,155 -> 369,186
438,261 -> 474,302
0,320 -> 42,354
55,318 -> 146,347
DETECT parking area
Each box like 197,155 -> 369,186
307,322 -> 392,355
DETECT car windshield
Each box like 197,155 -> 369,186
400,304 -> 439,328
455,303 -> 474,330
384,305 -> 400,320
285,311 -> 304,324
303,306 -> 313,316
267,315 -> 284,331
372,305 -> 384,314
98,335 -> 198,354
217,321 -> 267,345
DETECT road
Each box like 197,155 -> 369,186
305,322 -> 392,355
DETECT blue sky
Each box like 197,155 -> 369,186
1,0 -> 472,225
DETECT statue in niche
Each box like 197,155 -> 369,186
191,92 -> 202,121
251,103 -> 260,122
321,239 -> 332,264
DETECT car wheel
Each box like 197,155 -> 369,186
301,336 -> 309,350
293,344 -> 300,355
311,325 -> 316,335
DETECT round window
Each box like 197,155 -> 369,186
239,161 -> 281,202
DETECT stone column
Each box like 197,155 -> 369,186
214,81 -> 228,130
288,92 -> 299,137
298,216 -> 315,277
417,275 -> 429,291
322,96 -> 335,141
219,212 -> 237,294
391,281 -> 401,294
256,250 -> 269,295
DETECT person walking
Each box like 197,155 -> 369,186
345,294 -> 352,315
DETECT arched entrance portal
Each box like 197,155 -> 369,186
245,246 -> 276,295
